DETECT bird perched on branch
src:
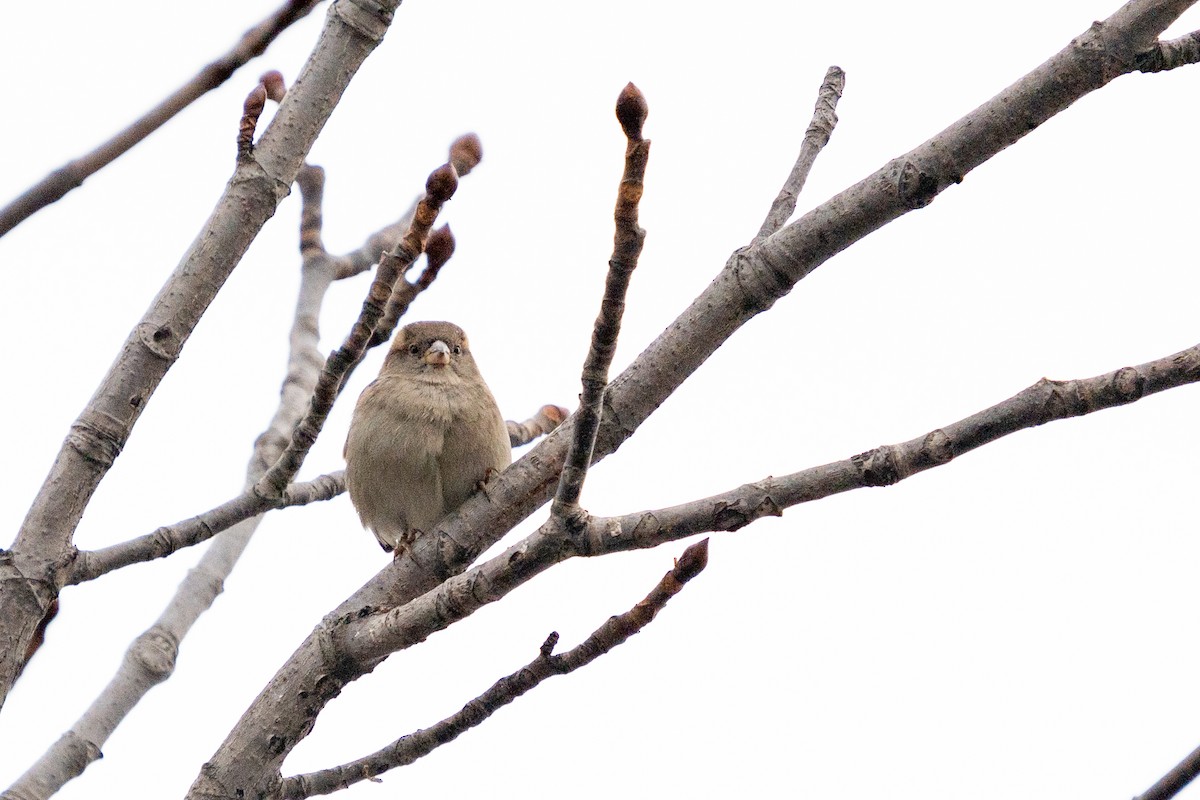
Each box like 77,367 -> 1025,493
344,321 -> 511,556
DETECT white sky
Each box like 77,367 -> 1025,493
3,1 -> 1200,798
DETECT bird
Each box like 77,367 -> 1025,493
344,321 -> 511,556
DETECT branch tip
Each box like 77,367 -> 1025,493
425,224 -> 456,269
616,82 -> 648,141
243,83 -> 267,118
260,70 -> 287,102
449,133 -> 483,176
237,84 -> 268,156
541,404 -> 569,426
425,162 -> 459,205
673,538 -> 709,582
540,631 -> 560,657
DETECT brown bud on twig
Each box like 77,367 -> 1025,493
449,133 -> 483,177
540,405 -> 570,426
672,538 -> 709,582
539,631 -> 560,658
260,70 -> 287,102
616,82 -> 648,141
424,224 -> 456,270
425,162 -> 459,205
506,404 -> 572,448
237,83 -> 268,157
244,83 -> 267,119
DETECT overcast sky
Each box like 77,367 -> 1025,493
3,1 -> 1200,798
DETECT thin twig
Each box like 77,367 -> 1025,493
554,83 -> 651,514
754,66 -> 845,243
65,473 -> 344,585
280,539 -> 709,798
0,0 -> 323,239
1133,741 -> 1200,800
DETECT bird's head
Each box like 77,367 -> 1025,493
383,321 -> 479,378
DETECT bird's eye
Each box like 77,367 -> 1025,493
408,344 -> 421,356
452,344 -> 463,355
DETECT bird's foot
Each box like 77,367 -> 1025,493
392,528 -> 421,559
477,468 -> 502,501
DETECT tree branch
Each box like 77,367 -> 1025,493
64,472 -> 344,585
581,342 -> 1200,555
554,83 -> 650,513
279,539 -> 709,799
0,0 -> 324,239
1134,740 -> 1200,800
753,65 -> 845,242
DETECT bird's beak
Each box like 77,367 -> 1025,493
424,340 -> 451,366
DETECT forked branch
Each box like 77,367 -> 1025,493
279,539 -> 709,798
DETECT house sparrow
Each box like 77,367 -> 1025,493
344,321 -> 511,555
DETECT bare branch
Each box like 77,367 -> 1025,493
1135,741 -> 1200,800
0,0 -> 324,239
581,342 -> 1200,556
65,473 -> 344,585
754,66 -> 845,242
554,83 -> 650,513
280,539 -> 709,799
